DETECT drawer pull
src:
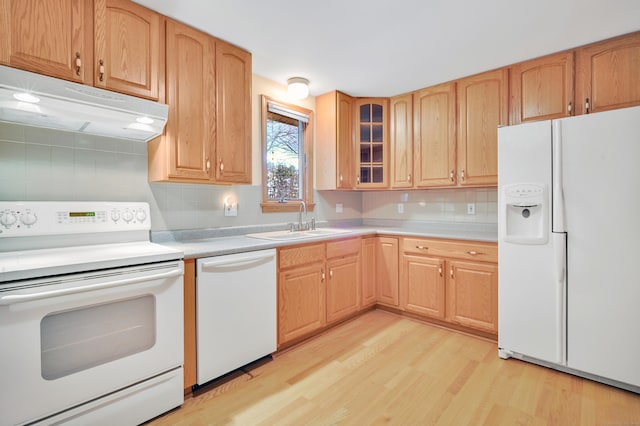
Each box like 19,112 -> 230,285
415,245 -> 429,250
467,250 -> 484,256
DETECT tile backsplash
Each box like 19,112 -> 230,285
1,121 -> 497,231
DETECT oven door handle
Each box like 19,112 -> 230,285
0,268 -> 183,306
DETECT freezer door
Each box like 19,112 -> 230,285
498,121 -> 565,364
560,106 -> 640,387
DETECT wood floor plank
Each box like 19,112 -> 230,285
147,310 -> 640,426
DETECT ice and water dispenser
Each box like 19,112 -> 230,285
502,183 -> 548,244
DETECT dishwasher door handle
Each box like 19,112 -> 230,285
0,268 -> 183,306
200,252 -> 276,270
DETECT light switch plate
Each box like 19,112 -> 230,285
397,203 -> 404,213
467,203 -> 476,215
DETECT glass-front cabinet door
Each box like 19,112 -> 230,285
355,98 -> 389,188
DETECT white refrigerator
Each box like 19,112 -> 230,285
498,106 -> 640,392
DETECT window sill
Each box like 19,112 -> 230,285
261,202 -> 316,213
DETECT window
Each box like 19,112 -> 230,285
261,96 -> 314,212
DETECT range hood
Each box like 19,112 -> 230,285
0,65 -> 168,142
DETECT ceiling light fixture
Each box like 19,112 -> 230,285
287,77 -> 309,99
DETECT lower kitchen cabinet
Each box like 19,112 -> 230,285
447,260 -> 498,334
376,237 -> 399,307
360,237 -> 377,307
400,237 -> 498,336
400,254 -> 445,319
326,238 -> 361,324
278,244 -> 326,346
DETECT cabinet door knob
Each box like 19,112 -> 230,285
321,269 -> 325,282
450,266 -> 454,279
449,169 -> 455,182
339,174 -> 343,183
75,52 -> 81,76
585,98 -> 590,114
206,159 -> 210,171
439,264 -> 443,277
408,174 -> 411,183
98,59 -> 105,82
567,102 -> 573,115
220,161 -> 224,172
329,270 -> 333,279
460,169 -> 465,181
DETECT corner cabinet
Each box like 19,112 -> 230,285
575,31 -> 640,115
457,69 -> 508,186
355,98 -> 389,188
316,91 -> 355,190
148,20 -> 252,184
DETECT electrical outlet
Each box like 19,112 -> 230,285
467,203 -> 476,215
336,203 -> 343,213
224,201 -> 238,217
397,203 -> 404,213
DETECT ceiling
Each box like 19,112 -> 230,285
133,0 -> 640,98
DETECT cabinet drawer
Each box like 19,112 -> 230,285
326,238 -> 360,259
279,243 -> 325,269
402,238 -> 497,263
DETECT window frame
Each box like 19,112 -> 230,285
260,95 -> 314,213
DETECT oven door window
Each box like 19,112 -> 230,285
40,295 -> 156,380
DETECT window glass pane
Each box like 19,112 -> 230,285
360,104 -> 371,123
372,167 -> 384,182
360,167 -> 370,183
360,124 -> 371,142
372,144 -> 384,162
360,144 -> 371,162
372,124 -> 383,142
372,104 -> 383,122
266,111 -> 303,201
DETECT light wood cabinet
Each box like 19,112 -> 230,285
389,93 -> 413,188
361,237 -> 377,307
0,0 -> 93,83
400,254 -> 445,319
215,40 -> 252,184
326,238 -> 361,324
457,68 -> 509,186
183,258 -> 197,390
94,0 -> 163,100
316,91 -> 355,190
400,237 -> 498,335
447,260 -> 498,334
510,51 -> 574,124
278,243 -> 326,346
148,19 -> 215,182
413,82 -> 457,187
355,98 -> 389,188
376,237 -> 399,307
575,31 -> 640,115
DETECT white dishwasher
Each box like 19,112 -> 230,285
196,249 -> 277,385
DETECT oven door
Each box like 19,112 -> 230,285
0,260 -> 183,426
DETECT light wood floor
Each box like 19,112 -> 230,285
150,310 -> 640,425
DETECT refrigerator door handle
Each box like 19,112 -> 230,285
552,121 -> 566,232
552,232 -> 567,364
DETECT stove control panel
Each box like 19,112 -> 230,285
0,202 -> 151,237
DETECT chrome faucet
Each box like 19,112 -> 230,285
298,201 -> 307,230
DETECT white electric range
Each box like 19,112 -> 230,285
0,201 -> 184,426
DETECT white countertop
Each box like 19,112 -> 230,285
155,222 -> 498,259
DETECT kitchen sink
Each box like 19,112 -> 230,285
246,228 -> 352,241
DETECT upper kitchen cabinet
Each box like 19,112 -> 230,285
0,0 -> 93,83
413,82 -> 457,187
355,98 -> 389,188
510,51 -> 575,124
316,91 -> 355,190
148,21 -> 252,184
94,0 -> 163,100
457,68 -> 509,186
575,32 -> 640,115
148,19 -> 215,182
389,93 -> 413,188
214,40 -> 252,184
